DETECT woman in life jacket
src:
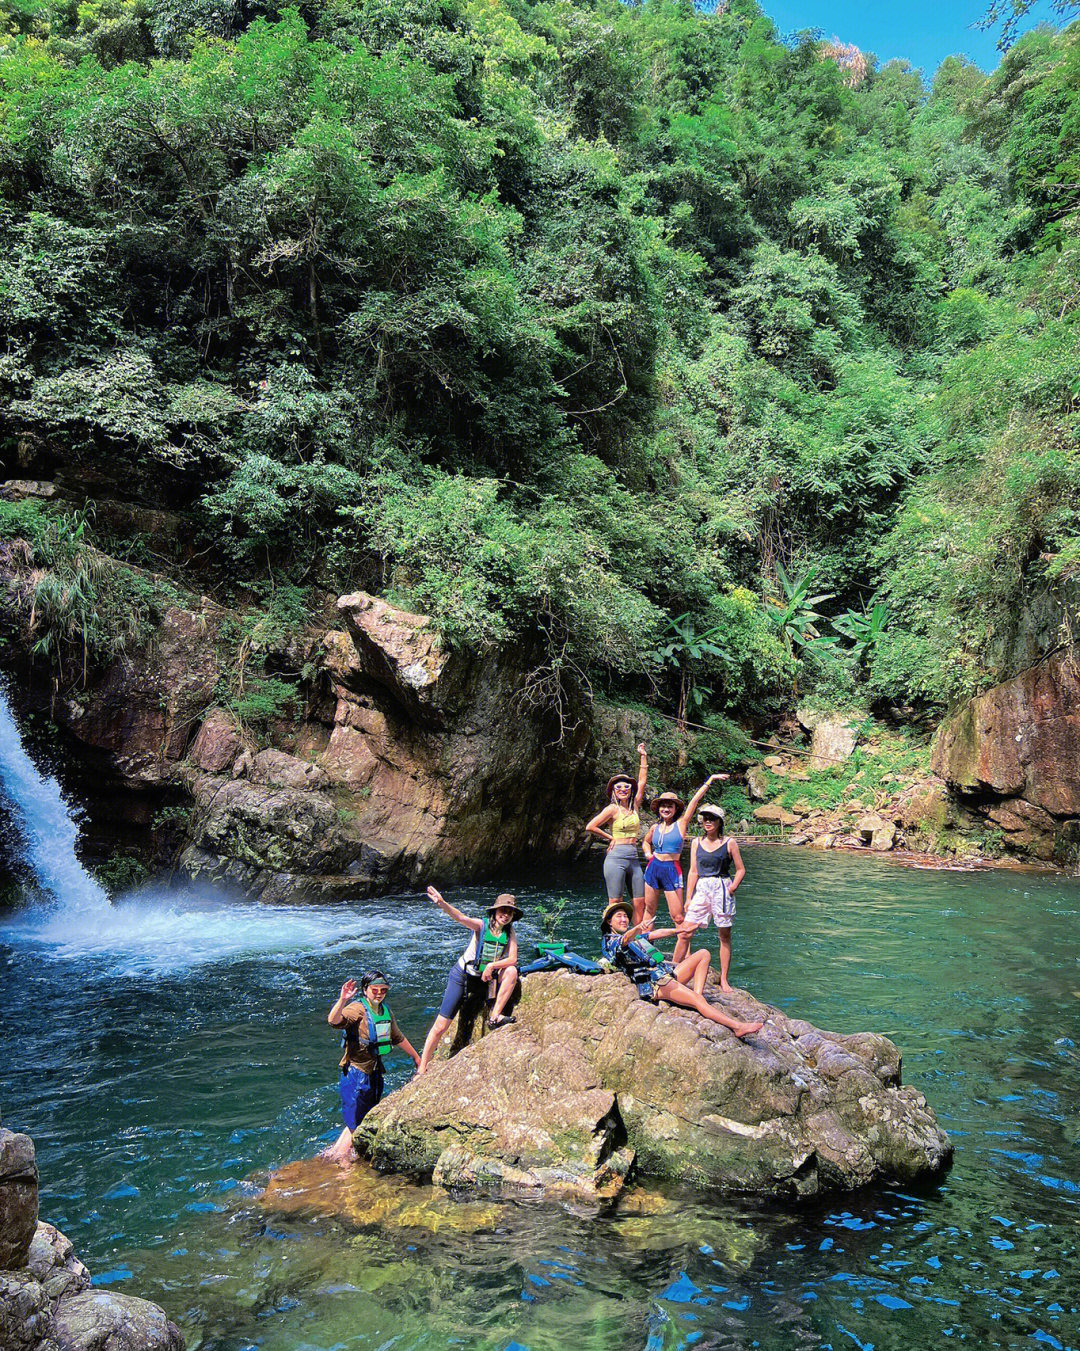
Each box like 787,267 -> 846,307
676,804 -> 746,985
599,902 -> 762,1039
417,886 -> 522,1075
325,969 -> 420,1166
585,742 -> 649,922
641,772 -> 728,928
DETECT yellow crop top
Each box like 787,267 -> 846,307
611,808 -> 640,843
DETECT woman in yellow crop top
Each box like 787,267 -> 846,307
586,743 -> 649,922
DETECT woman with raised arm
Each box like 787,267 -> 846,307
675,804 -> 746,985
641,771 -> 728,926
585,742 -> 649,923
417,886 -> 522,1074
325,969 -> 420,1166
599,902 -> 762,1039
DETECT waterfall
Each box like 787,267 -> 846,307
0,684 -> 384,973
0,683 -> 110,917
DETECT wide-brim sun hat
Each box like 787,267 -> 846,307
651,791 -> 686,814
605,773 -> 635,800
487,893 -> 524,922
698,803 -> 725,821
600,900 -> 633,930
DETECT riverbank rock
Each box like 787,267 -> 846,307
0,1132 -> 183,1351
354,971 -> 952,1201
754,801 -> 802,828
798,708 -> 861,772
0,550 -> 593,895
0,1130 -> 38,1269
932,652 -> 1080,862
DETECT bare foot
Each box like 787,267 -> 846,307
720,981 -> 734,993
732,1019 -> 764,1039
321,1145 -> 355,1168
415,1062 -> 428,1077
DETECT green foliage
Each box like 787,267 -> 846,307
0,502 -> 166,682
533,895 -> 571,943
94,852 -> 152,896
0,0 -> 1077,725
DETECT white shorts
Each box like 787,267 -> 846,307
685,877 -> 735,930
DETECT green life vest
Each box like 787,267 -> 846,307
360,997 -> 393,1057
479,923 -> 509,966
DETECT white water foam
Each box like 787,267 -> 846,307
0,684 -> 429,973
2,881 -> 423,975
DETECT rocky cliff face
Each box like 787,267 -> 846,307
0,1128 -> 184,1351
0,553 -> 594,897
353,970 -> 952,1201
932,652 -> 1080,862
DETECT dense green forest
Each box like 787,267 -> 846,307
0,0 -> 1078,731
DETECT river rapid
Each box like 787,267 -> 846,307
1,847 -> 1078,1351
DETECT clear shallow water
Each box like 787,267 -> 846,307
2,847 -> 1079,1350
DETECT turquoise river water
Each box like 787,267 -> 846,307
1,847 -> 1079,1350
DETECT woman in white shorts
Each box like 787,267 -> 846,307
674,805 -> 745,990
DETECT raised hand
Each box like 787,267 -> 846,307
426,885 -> 445,907
707,772 -> 729,785
340,978 -> 357,1003
637,742 -> 647,757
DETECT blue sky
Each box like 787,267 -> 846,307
759,0 -> 1062,75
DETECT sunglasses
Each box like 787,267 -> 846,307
367,985 -> 390,995
699,814 -> 722,822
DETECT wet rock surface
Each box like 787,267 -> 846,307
354,971 -> 952,1201
933,652 -> 1080,861
0,1132 -> 183,1351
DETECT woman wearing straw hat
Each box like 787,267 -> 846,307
598,901 -> 762,1038
585,742 -> 649,921
675,804 -> 746,988
416,886 -> 523,1074
642,772 -> 728,927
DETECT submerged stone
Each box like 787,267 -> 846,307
354,971 -> 952,1201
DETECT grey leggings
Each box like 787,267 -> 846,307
604,843 -> 644,901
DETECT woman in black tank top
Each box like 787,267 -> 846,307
676,805 -> 746,990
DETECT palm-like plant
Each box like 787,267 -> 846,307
654,612 -> 728,729
831,601 -> 890,665
767,562 -> 835,655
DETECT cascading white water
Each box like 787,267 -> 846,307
0,682 -> 110,917
0,682 -> 408,973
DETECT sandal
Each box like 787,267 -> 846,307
487,1014 -> 515,1029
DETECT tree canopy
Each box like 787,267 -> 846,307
1,0 -> 1078,724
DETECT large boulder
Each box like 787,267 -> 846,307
0,1130 -> 38,1269
0,1126 -> 184,1351
753,801 -> 802,827
49,1293 -> 184,1351
355,971 -> 952,1201
932,653 -> 1080,860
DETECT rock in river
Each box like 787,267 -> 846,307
354,972 -> 951,1202
0,1130 -> 184,1351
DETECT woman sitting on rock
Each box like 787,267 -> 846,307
674,804 -> 745,987
585,742 -> 649,922
417,886 -> 522,1074
599,902 -> 762,1038
642,772 -> 728,927
325,969 -> 420,1166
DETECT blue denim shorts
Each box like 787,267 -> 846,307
644,857 -> 683,892
339,1065 -> 383,1130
